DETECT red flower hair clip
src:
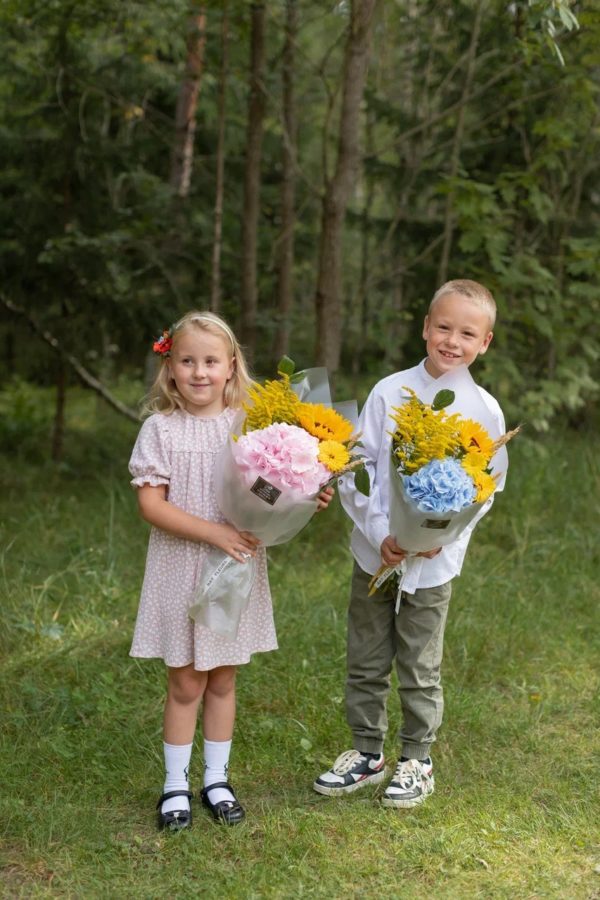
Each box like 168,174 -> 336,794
153,329 -> 173,356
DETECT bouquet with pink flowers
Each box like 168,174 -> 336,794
189,358 -> 369,639
234,422 -> 330,499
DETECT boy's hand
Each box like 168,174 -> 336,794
316,486 -> 335,511
380,538 -> 442,566
380,535 -> 407,567
417,547 -> 442,559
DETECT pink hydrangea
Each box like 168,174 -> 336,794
233,422 -> 330,497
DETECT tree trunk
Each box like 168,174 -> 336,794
170,5 -> 207,198
272,0 -> 298,363
240,3 -> 267,361
351,111 -> 374,388
437,0 -> 484,284
314,0 -> 378,372
210,2 -> 229,313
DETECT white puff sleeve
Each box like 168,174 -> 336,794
128,414 -> 171,488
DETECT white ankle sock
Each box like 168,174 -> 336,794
203,739 -> 234,805
162,741 -> 193,815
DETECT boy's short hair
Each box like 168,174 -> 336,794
429,279 -> 496,329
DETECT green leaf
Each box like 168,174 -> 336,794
277,356 -> 295,377
431,390 -> 455,411
354,466 -> 371,497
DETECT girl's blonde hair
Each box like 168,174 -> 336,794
429,279 -> 496,329
143,310 -> 253,416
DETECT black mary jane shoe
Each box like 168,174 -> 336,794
156,790 -> 193,831
200,782 -> 246,825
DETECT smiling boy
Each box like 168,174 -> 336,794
313,279 -> 505,808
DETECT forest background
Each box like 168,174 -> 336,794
1,0 -> 598,442
1,1 -> 600,898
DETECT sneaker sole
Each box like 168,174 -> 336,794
313,769 -> 386,797
381,790 -> 432,809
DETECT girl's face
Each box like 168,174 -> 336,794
422,293 -> 493,379
168,328 -> 234,417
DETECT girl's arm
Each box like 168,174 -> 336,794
137,484 -> 260,563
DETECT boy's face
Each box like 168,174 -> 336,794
423,292 -> 493,378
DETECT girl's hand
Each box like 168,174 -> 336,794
316,486 -> 335,511
210,523 -> 261,563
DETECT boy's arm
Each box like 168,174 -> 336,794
338,388 -> 390,554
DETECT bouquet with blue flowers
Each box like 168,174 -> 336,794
369,366 -> 519,595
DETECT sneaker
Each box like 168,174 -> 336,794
313,749 -> 386,796
382,758 -> 434,808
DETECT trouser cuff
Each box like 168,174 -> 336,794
401,742 -> 432,761
353,736 -> 384,755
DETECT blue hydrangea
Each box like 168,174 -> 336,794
403,458 -> 476,514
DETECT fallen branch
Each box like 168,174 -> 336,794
1,294 -> 140,423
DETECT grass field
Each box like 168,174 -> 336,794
1,390 -> 599,898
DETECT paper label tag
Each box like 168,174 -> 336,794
250,477 -> 282,506
204,556 -> 233,590
421,518 -> 450,530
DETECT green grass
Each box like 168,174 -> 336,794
1,393 -> 599,898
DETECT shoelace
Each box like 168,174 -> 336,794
332,749 -> 366,775
392,759 -> 424,788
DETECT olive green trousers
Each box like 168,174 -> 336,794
345,563 -> 452,761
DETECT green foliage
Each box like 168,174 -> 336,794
432,389 -> 455,411
0,377 -> 55,459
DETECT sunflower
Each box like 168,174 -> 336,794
461,449 -> 488,473
458,419 -> 494,458
297,403 -> 354,443
318,440 -> 350,473
468,468 -> 497,503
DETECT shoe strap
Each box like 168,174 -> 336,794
203,781 -> 234,792
157,789 -> 193,808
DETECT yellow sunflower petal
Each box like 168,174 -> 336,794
462,450 -> 488,472
318,440 -> 350,473
470,469 -> 497,503
297,403 -> 354,443
458,419 -> 494,457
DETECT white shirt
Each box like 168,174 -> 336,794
338,360 -> 506,594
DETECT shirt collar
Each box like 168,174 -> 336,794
417,358 -> 436,388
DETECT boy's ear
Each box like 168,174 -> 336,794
422,316 -> 430,339
479,331 -> 494,355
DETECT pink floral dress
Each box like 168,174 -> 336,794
129,407 -> 278,670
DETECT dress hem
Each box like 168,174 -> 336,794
129,644 -> 278,670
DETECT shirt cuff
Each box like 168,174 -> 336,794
365,515 -> 390,558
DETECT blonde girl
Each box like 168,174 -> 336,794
129,311 -> 274,830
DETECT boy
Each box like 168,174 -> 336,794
313,279 -> 505,808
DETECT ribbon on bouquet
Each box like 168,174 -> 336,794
368,557 -> 417,613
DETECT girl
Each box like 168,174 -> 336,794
129,311 -> 329,831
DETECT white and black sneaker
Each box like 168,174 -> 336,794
382,758 -> 434,808
313,749 -> 386,796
